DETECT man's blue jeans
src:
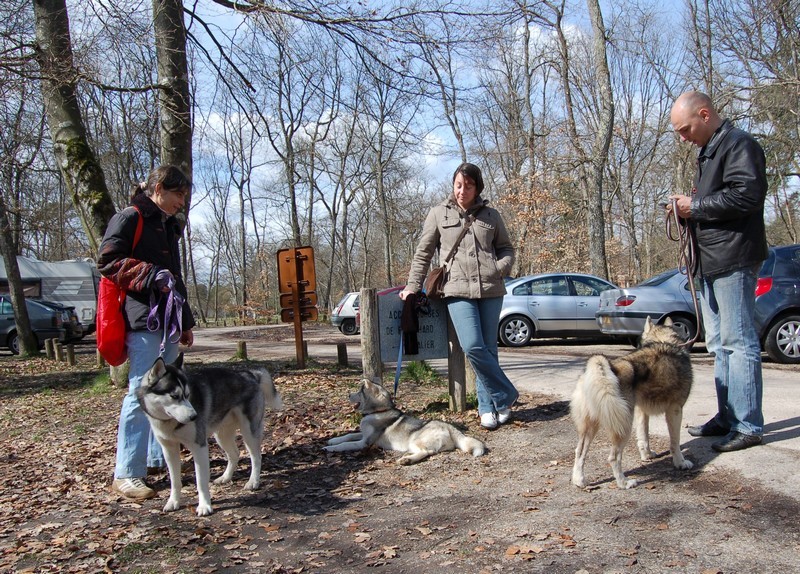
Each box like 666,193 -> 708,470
446,297 -> 519,416
114,330 -> 179,479
700,266 -> 763,436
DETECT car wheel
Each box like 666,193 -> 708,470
8,331 -> 19,355
665,315 -> 697,344
764,314 -> 800,364
499,315 -> 533,347
340,319 -> 358,336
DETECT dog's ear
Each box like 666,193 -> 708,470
662,316 -> 674,327
171,352 -> 184,370
145,357 -> 167,387
644,316 -> 654,334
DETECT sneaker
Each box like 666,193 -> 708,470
480,412 -> 498,430
111,478 -> 156,500
497,407 -> 512,424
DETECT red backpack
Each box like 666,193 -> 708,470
96,208 -> 143,366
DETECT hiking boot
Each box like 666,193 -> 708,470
111,478 -> 156,500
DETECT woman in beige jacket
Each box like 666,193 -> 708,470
400,163 -> 518,429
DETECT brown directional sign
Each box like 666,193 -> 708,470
280,307 -> 319,322
279,292 -> 318,309
276,246 -> 318,369
277,246 -> 316,294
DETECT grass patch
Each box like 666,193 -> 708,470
85,372 -> 113,396
400,361 -> 442,385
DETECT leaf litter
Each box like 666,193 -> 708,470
1,345 -> 799,573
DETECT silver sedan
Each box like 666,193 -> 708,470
595,269 -> 699,342
498,273 -> 617,347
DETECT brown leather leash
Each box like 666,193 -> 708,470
665,197 -> 703,346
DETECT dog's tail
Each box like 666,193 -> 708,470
455,433 -> 486,458
571,355 -> 631,439
258,370 -> 284,411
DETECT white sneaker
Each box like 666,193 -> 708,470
111,478 -> 155,500
480,412 -> 498,429
497,407 -> 512,424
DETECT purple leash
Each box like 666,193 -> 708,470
147,277 -> 184,355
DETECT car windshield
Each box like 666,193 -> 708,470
638,269 -> 678,287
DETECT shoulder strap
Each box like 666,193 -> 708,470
442,206 -> 484,264
131,206 -> 144,254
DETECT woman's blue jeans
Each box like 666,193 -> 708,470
114,330 -> 179,479
446,297 -> 519,415
700,266 -> 764,436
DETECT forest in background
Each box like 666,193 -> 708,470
1,0 -> 797,323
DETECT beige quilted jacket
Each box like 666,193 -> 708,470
406,195 -> 514,299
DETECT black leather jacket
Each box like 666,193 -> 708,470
689,119 -> 768,277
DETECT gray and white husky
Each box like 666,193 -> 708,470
324,379 -> 485,464
570,317 -> 694,490
137,354 -> 282,516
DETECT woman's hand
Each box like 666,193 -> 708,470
399,289 -> 415,300
180,329 -> 194,348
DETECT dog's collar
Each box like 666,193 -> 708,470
364,407 -> 393,414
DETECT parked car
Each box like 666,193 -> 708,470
498,273 -> 618,347
596,244 -> 800,364
755,244 -> 800,364
0,294 -> 66,354
596,268 -> 700,343
36,299 -> 85,342
331,291 -> 360,335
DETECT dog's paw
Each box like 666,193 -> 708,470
162,498 -> 181,513
243,479 -> 260,491
213,475 -> 233,485
639,449 -> 658,461
397,456 -> 413,466
674,458 -> 694,471
623,479 -> 638,489
195,503 -> 213,517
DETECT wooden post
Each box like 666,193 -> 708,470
236,340 -> 248,360
45,338 -> 55,359
96,349 -> 106,368
360,288 -> 382,383
110,362 -> 129,387
337,342 -> 348,367
54,343 -> 64,362
447,311 -> 467,412
302,340 -> 308,362
66,344 -> 75,366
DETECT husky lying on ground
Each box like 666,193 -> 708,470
570,317 -> 694,489
137,354 -> 282,516
324,379 -> 485,464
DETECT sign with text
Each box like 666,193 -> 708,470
378,292 -> 448,363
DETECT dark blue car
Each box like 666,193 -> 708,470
755,244 -> 800,364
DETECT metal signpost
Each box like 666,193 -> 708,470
276,246 -> 317,369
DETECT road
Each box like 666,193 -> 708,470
192,323 -> 800,500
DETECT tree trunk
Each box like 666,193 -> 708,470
0,195 -> 38,356
32,0 -> 116,255
152,0 -> 192,181
586,0 -> 613,279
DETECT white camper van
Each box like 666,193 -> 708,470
0,256 -> 100,334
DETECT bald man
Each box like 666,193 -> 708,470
668,91 -> 768,453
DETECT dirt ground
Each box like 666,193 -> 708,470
1,327 -> 799,573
